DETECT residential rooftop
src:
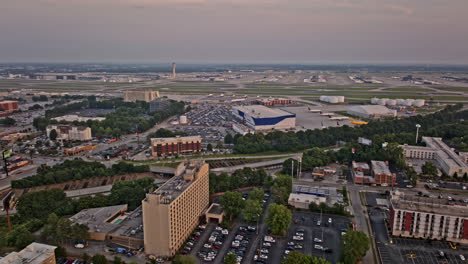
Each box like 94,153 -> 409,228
371,160 -> 391,175
150,160 -> 205,204
0,243 -> 56,264
69,204 -> 128,234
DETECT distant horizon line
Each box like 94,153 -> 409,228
1,61 -> 468,66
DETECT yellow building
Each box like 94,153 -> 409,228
124,90 -> 160,102
1,242 -> 57,264
142,160 -> 209,257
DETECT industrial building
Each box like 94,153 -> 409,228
390,191 -> 468,244
319,96 -> 345,104
149,98 -> 171,112
51,115 -> 105,122
150,136 -> 202,157
69,204 -> 144,249
46,125 -> 92,141
347,105 -> 397,119
401,137 -> 468,177
253,98 -> 293,106
232,105 -> 296,132
123,90 -> 160,102
288,184 -> 343,209
0,100 -> 19,112
142,160 -> 209,257
1,242 -> 57,264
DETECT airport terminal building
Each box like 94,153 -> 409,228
232,105 -> 296,132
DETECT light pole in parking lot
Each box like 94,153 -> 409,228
415,124 -> 421,143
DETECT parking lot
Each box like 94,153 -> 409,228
250,211 -> 351,264
366,192 -> 468,264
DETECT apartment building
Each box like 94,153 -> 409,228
1,242 -> 57,264
124,90 -> 160,102
46,125 -> 92,141
142,160 -> 210,257
400,137 -> 468,176
150,136 -> 202,157
390,191 -> 468,244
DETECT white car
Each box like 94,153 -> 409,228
204,243 -> 212,248
264,236 -> 276,243
314,238 -> 323,243
222,229 -> 229,235
328,218 -> 332,224
74,243 -> 84,249
293,236 -> 304,241
260,248 -> 269,254
315,245 -> 324,250
260,254 -> 268,259
460,255 -> 466,261
231,240 -> 240,247
263,242 -> 272,248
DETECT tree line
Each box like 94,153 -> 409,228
209,167 -> 269,194
11,159 -> 149,189
232,104 -> 467,154
33,97 -> 186,138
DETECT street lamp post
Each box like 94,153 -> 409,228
415,124 -> 421,143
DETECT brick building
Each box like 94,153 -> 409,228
150,136 -> 202,157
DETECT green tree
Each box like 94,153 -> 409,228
342,230 -> 370,264
16,189 -> 73,220
216,141 -> 224,150
0,117 -> 16,126
172,255 -> 197,264
265,203 -> 292,236
242,199 -> 262,223
5,225 -> 35,249
207,143 -> 213,152
220,191 -> 245,221
92,254 -> 108,264
82,253 -> 91,264
249,188 -> 265,202
421,161 -> 438,176
270,174 -> 292,205
224,134 -> 234,144
113,256 -> 124,264
55,245 -> 67,258
224,253 -> 237,264
49,129 -> 58,140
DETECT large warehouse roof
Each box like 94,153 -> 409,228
234,105 -> 294,118
348,105 -> 394,114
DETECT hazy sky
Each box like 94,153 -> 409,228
1,0 -> 467,64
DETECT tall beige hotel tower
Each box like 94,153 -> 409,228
142,160 -> 209,257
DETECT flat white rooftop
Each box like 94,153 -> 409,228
234,105 -> 294,118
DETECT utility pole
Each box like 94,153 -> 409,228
2,149 -> 11,178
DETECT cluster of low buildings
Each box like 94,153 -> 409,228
352,160 -> 396,186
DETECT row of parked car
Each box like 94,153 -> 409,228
198,226 -> 230,262
181,225 -> 207,255
226,225 -> 257,263
253,235 -> 276,263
